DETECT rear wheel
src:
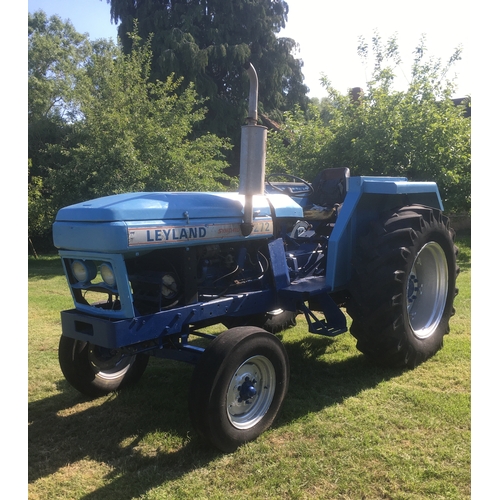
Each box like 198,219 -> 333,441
189,326 -> 289,452
346,205 -> 459,368
58,336 -> 149,398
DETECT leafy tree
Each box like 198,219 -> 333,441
105,0 -> 309,142
266,33 -> 471,215
28,10 -> 93,124
48,28 -> 230,209
28,11 -> 103,179
266,103 -> 335,178
28,11 -> 96,245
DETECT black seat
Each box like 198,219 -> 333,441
308,167 -> 350,208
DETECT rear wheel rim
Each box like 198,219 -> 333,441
226,355 -> 276,430
407,241 -> 448,339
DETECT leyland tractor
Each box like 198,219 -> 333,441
53,64 -> 458,452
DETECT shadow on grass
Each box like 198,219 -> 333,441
280,335 -> 404,422
28,335 -> 404,499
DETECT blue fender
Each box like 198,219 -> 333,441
326,176 -> 443,290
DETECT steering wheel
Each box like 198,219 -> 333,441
265,173 -> 314,198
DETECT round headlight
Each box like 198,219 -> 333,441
100,263 -> 116,287
71,260 -> 97,283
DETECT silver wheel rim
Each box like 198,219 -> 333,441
88,345 -> 133,381
226,355 -> 276,430
407,241 -> 448,339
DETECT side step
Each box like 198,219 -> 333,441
268,239 -> 347,337
278,277 -> 347,337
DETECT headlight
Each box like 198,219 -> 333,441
71,260 -> 97,283
100,263 -> 116,287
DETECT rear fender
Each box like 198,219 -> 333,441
326,176 -> 443,290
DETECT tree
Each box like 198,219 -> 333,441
28,11 -> 96,245
105,0 -> 309,147
28,10 -> 93,124
48,28 -> 231,208
28,10 -> 89,183
266,33 -> 471,215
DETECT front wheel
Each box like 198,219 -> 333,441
346,205 -> 459,368
189,326 -> 289,452
58,336 -> 149,398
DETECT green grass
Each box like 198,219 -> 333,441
28,233 -> 471,499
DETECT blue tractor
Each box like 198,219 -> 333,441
53,64 -> 458,452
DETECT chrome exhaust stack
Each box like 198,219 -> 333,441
239,63 -> 267,236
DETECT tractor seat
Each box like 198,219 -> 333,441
303,167 -> 350,220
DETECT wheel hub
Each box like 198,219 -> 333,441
407,273 -> 419,304
226,355 -> 276,430
238,377 -> 257,403
406,241 -> 448,339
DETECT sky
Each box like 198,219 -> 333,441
27,0 -> 470,99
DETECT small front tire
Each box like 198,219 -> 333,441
189,326 -> 289,452
58,336 -> 149,398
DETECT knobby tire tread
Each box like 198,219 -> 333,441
346,205 -> 459,368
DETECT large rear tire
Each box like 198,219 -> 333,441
346,205 -> 459,368
189,326 -> 289,452
58,336 -> 149,398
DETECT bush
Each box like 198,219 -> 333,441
267,33 -> 470,215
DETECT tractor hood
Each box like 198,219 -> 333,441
55,191 -> 267,222
53,191 -> 303,253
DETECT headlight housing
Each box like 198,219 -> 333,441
71,260 -> 97,283
100,263 -> 116,287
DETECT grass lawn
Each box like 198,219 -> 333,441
28,232 -> 471,499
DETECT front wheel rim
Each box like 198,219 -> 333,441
88,345 -> 133,381
407,241 -> 449,339
226,355 -> 276,430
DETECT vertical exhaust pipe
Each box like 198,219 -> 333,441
239,63 -> 267,236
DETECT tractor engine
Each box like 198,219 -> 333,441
119,224 -> 327,317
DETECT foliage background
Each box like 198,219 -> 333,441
106,0 -> 309,137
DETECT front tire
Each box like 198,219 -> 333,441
189,326 -> 289,452
58,336 -> 149,398
346,205 -> 459,368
